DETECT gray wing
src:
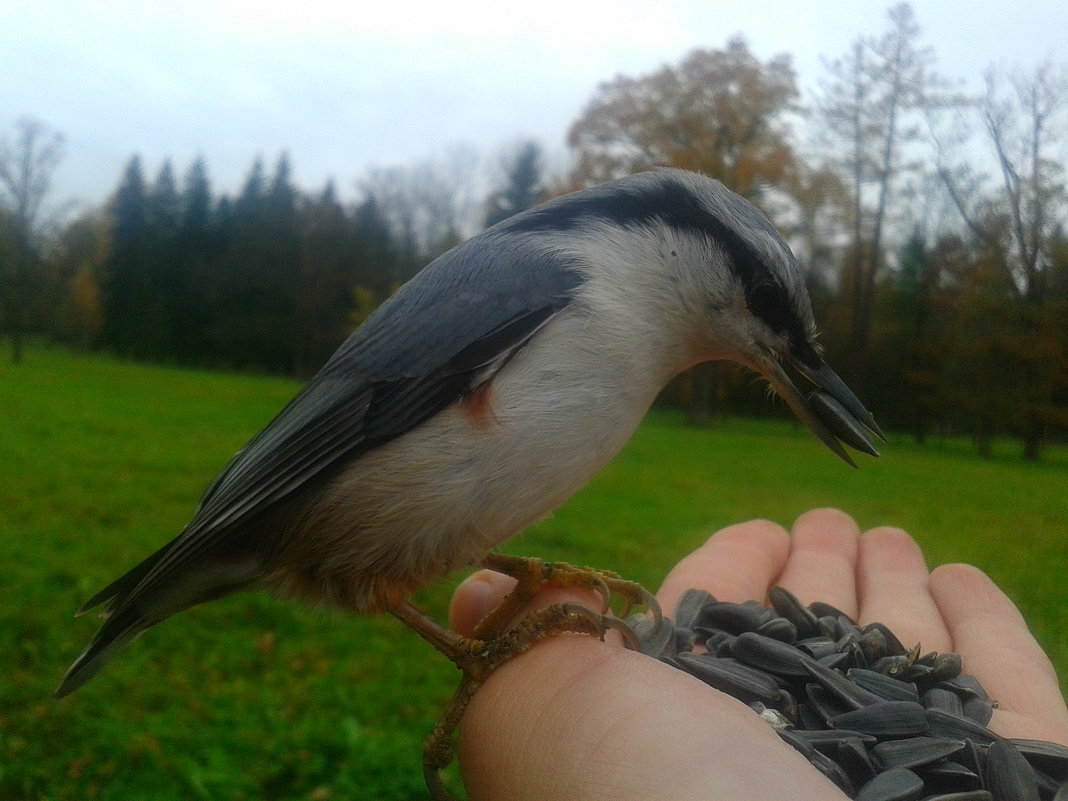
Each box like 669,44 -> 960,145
82,229 -> 584,613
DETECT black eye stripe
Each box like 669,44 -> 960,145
747,282 -> 788,330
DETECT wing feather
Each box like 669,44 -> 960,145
87,233 -> 584,613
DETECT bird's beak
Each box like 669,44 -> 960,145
760,348 -> 884,467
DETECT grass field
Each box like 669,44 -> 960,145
2,347 -> 1066,800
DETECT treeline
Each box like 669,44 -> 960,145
93,154 -> 398,374
2,4 -> 1066,458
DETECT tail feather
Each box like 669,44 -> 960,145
55,607 -> 150,698
77,544 -> 173,616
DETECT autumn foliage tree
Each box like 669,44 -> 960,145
567,37 -> 800,201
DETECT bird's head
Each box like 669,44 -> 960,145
661,169 -> 883,465
571,168 -> 883,465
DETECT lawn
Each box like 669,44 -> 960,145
1,347 -> 1065,800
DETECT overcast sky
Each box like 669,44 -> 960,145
2,0 -> 1065,209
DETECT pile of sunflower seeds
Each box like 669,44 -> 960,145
629,586 -> 1068,801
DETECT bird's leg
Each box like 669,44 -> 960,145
475,552 -> 661,641
389,556 -> 660,799
390,599 -> 622,801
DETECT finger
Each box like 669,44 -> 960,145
930,563 -> 1068,744
856,527 -> 951,653
448,569 -> 606,639
657,519 -> 791,613
450,570 -> 516,637
775,508 -> 861,618
460,636 -> 849,801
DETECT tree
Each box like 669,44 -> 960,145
50,211 -> 108,350
99,155 -> 152,357
0,117 -> 67,362
360,146 -> 481,280
484,140 -> 544,227
815,3 -> 945,392
172,157 -> 217,362
934,62 -> 1068,458
567,37 -> 799,201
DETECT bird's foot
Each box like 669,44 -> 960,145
475,552 -> 661,641
392,598 -> 637,800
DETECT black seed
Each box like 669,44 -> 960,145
924,687 -> 965,717
1009,739 -> 1068,781
859,627 -> 889,664
808,745 -> 856,796
731,631 -> 811,677
818,614 -> 840,639
984,738 -> 1040,801
861,621 -> 908,657
675,653 -> 781,704
807,683 -> 855,723
797,636 -> 838,660
871,655 -> 911,678
962,695 -> 995,727
757,616 -> 798,643
629,614 -> 677,659
830,701 -> 929,737
697,601 -> 769,635
920,760 -> 984,794
802,656 -> 884,709
854,767 -> 925,801
848,668 -> 921,703
927,652 -> 964,683
838,736 -> 879,786
768,585 -> 820,639
809,600 -> 853,621
871,736 -> 966,770
790,728 -> 878,753
925,709 -> 996,747
673,588 -> 716,630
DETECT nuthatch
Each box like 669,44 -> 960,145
57,169 -> 880,784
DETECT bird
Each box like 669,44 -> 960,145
57,167 -> 881,794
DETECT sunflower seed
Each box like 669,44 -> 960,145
925,708 -> 996,747
837,736 -> 878,786
854,767 -> 925,801
673,588 -> 716,630
919,760 -> 984,794
810,390 -> 881,456
803,656 -> 884,709
924,687 -> 965,717
871,736 -> 965,770
861,621 -> 907,658
789,727 -> 878,752
809,600 -> 853,621
629,614 -> 677,659
984,738 -> 1040,801
675,653 -> 781,704
797,636 -> 838,660
848,668 -> 920,702
768,585 -> 820,639
962,695 -> 995,727
830,701 -> 929,738
731,631 -> 811,677
1008,738 -> 1068,781
757,616 -> 798,643
697,601 -> 769,635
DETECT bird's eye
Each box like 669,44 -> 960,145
747,282 -> 792,336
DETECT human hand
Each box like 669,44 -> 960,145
448,508 -> 1068,801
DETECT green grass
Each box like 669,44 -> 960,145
2,347 -> 1065,800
